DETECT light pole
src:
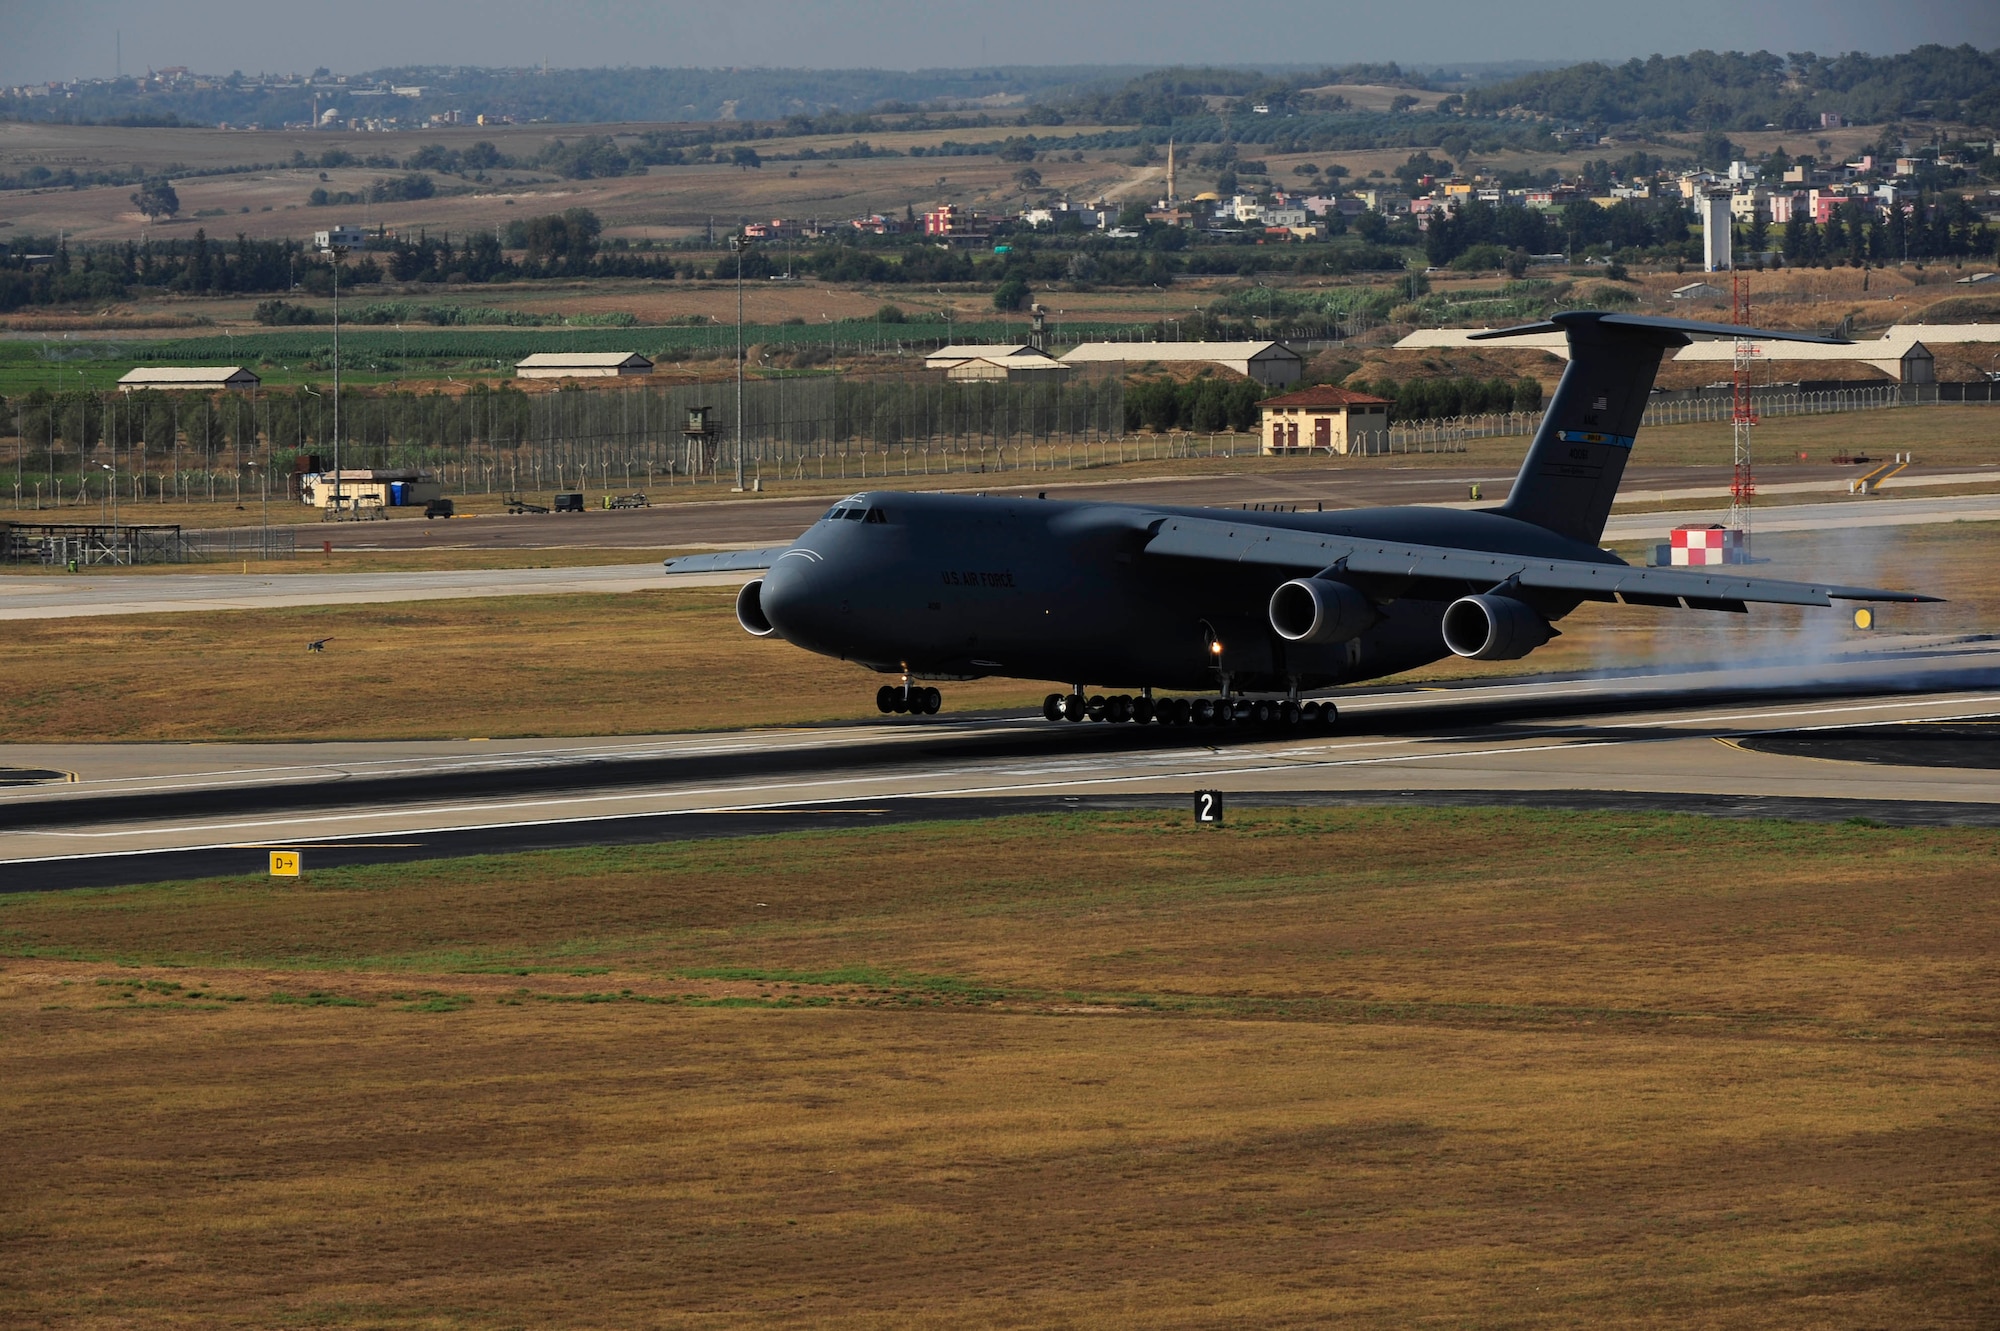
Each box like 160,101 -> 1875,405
302,385 -> 324,513
730,233 -> 751,491
328,244 -> 344,517
248,457 -> 267,534
99,461 -> 120,561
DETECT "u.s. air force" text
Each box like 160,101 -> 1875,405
941,569 -> 1016,588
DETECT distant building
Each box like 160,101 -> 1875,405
1671,281 -> 1725,301
117,366 -> 260,392
924,344 -> 1057,374
1728,189 -> 1766,222
1769,191 -> 1807,225
1258,385 -> 1391,455
1059,341 -> 1303,387
943,355 -> 1069,383
923,204 -> 990,243
314,224 -> 368,251
514,352 -> 654,380
299,468 -> 443,509
1019,202 -> 1104,230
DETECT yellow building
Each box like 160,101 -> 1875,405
1259,386 -> 1391,456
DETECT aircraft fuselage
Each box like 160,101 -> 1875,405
755,489 -> 1607,693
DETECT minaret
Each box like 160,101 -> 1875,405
1166,138 -> 1177,204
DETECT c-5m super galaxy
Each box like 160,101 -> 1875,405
667,313 -> 1938,727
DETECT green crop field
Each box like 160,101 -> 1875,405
0,319 -> 1142,396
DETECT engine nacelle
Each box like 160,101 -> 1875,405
735,579 -> 777,637
1441,593 -> 1552,661
1268,577 -> 1376,644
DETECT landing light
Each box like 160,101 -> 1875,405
1209,640 -> 1224,655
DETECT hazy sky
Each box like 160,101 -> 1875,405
5,0 -> 1997,84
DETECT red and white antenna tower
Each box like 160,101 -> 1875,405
1727,267 -> 1758,558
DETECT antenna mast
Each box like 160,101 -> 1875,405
1727,267 -> 1757,560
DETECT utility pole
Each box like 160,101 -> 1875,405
730,233 -> 750,491
1728,266 -> 1756,560
331,245 -> 343,517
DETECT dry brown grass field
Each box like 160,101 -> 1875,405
0,521 -> 1992,744
2,806 -> 1997,1327
0,118 -> 1155,245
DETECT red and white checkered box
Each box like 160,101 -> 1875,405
1668,525 -> 1745,565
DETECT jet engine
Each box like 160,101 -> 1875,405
735,579 -> 777,637
1268,576 -> 1376,644
1441,593 -> 1552,660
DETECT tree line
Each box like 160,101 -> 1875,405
1423,192 -> 1998,270
1347,377 -> 1544,424
1123,376 -> 1273,434
1464,45 -> 2000,132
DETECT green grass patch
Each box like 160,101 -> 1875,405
267,990 -> 371,1008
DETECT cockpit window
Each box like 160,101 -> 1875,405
822,506 -> 846,521
864,507 -> 886,524
843,508 -> 866,520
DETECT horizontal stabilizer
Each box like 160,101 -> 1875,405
1143,516 -> 1939,608
1470,312 -> 1851,347
662,546 -> 790,574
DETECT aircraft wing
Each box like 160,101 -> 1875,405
662,546 -> 791,574
1143,516 -> 1939,609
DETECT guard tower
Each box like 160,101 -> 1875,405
682,406 -> 715,475
1702,192 -> 1733,273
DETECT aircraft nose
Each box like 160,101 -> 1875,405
758,554 -> 819,641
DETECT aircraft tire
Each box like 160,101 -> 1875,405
1110,695 -> 1133,723
1087,694 -> 1108,721
1043,693 -> 1065,722
876,685 -> 898,714
922,686 -> 943,715
1250,700 -> 1274,726
1233,699 -> 1255,724
1300,701 -> 1320,722
1319,702 -> 1339,728
1191,698 -> 1214,725
1063,694 -> 1086,722
1133,697 -> 1155,725
1279,701 -> 1299,726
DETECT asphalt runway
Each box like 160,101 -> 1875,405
6,638 -> 1998,890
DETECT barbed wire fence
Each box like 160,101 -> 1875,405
1,378 -> 1964,511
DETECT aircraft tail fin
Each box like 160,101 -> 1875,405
1471,313 -> 1848,546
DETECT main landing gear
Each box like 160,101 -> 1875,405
1041,692 -> 1338,730
878,682 -> 942,716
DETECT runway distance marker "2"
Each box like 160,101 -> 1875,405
1194,790 -> 1224,825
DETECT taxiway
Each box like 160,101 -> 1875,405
5,638 -> 1997,889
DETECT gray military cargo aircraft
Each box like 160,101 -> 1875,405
667,312 -> 1938,727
